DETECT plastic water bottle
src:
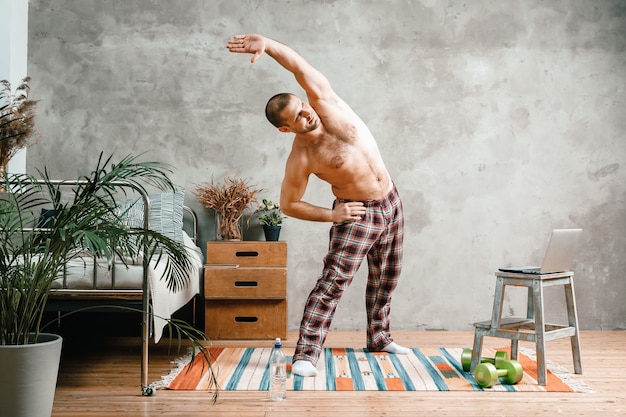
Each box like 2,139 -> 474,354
269,337 -> 287,401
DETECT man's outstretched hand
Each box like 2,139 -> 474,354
226,34 -> 266,63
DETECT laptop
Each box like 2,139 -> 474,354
498,228 -> 583,274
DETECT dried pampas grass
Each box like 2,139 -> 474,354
0,77 -> 41,168
194,176 -> 263,240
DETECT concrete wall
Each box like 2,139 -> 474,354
26,0 -> 625,331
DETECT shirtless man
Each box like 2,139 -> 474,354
227,34 -> 409,377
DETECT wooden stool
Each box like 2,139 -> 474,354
470,271 -> 583,385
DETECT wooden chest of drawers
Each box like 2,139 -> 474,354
204,241 -> 287,339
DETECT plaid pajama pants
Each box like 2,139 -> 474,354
293,184 -> 404,366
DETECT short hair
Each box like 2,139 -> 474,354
265,93 -> 293,128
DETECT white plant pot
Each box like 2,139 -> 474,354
0,333 -> 63,417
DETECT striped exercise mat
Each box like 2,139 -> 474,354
157,346 -> 591,393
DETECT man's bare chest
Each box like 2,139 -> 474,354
309,125 -> 359,171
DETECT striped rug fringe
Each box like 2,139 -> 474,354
153,350 -> 195,390
518,347 -> 594,393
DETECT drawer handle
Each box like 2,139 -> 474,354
235,316 -> 258,323
235,251 -> 259,257
234,281 -> 258,287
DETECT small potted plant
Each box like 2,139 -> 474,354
256,199 -> 286,241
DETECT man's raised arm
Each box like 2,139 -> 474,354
226,34 -> 334,102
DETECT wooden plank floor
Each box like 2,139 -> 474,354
52,330 -> 626,416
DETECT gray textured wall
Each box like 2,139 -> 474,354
26,0 -> 625,331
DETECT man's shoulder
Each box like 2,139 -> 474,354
285,145 -> 312,178
311,92 -> 353,114
287,140 -> 310,161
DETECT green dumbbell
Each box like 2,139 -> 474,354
473,360 -> 524,388
460,348 -> 509,372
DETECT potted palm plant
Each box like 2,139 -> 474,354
0,153 -> 215,417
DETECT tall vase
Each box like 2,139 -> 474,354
214,212 -> 243,240
263,225 -> 281,241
